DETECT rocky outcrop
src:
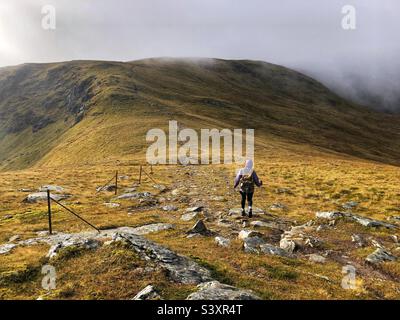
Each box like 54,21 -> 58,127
113,232 -> 213,284
186,281 -> 260,300
23,192 -> 71,203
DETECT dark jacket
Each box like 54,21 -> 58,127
234,170 -> 262,192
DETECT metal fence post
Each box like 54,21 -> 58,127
47,189 -> 53,235
115,170 -> 118,195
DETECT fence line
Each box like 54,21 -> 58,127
47,190 -> 100,234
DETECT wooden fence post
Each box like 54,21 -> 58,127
47,190 -> 53,235
139,165 -> 142,184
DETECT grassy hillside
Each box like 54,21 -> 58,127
0,58 -> 399,170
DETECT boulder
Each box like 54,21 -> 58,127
259,244 -> 290,257
350,215 -> 396,229
366,248 -> 397,264
162,205 -> 178,212
316,211 -> 344,220
132,285 -> 161,300
188,220 -> 208,235
187,281 -> 260,300
0,243 -> 17,255
215,236 -> 230,247
181,212 -> 199,221
238,230 -> 262,240
126,223 -> 174,236
279,238 -> 296,253
23,192 -> 71,203
185,206 -> 204,213
307,254 -> 326,264
243,236 -> 266,253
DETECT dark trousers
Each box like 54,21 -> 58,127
240,191 -> 254,209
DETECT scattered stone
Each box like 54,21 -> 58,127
19,188 -> 35,193
279,238 -> 296,253
342,201 -> 359,210
0,243 -> 16,255
187,281 -> 260,300
275,188 -> 293,195
181,212 -> 199,221
119,175 -> 130,180
307,254 -> 326,264
2,215 -> 13,220
153,184 -> 167,192
350,215 -> 396,229
8,235 -> 20,242
185,206 -> 204,213
188,220 -> 208,235
96,185 -> 116,192
351,234 -> 366,247
238,230 -> 262,240
269,203 -> 287,211
23,192 -> 71,203
228,208 -> 243,216
215,236 -> 230,247
171,188 -> 182,196
250,220 -> 278,229
211,196 -> 225,201
162,205 -> 178,212
132,285 -> 161,300
316,211 -> 344,220
124,188 -> 137,193
242,220 -> 250,228
117,192 -> 152,200
39,185 -> 64,193
390,235 -> 399,244
126,223 -> 174,236
366,248 -> 397,264
104,202 -> 120,208
47,238 -> 101,259
371,239 -> 385,249
259,243 -> 290,257
243,237 -> 266,253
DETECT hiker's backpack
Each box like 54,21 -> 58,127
240,173 -> 255,193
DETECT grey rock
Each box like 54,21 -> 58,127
269,203 -> 287,211
153,184 -> 167,192
186,206 -> 204,213
259,243 -> 290,257
307,254 -> 326,264
8,235 -> 20,242
366,248 -> 397,264
187,281 -> 260,300
104,202 -> 120,208
47,238 -> 101,259
39,185 -> 64,193
350,215 -> 396,229
97,185 -> 116,192
279,238 -> 296,253
113,233 -> 212,284
162,205 -> 178,212
117,192 -> 152,200
215,236 -> 230,247
181,212 -> 200,222
342,201 -> 359,210
23,192 -> 71,203
243,236 -> 266,253
188,220 -> 208,234
238,230 -> 262,240
316,211 -> 344,220
125,223 -> 174,236
132,285 -> 160,300
351,234 -> 366,247
0,243 -> 17,255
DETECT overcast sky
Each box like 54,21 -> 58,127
0,0 -> 399,110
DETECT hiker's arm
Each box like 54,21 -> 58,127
253,171 -> 263,187
234,173 -> 242,188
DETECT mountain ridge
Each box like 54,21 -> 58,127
0,58 -> 399,170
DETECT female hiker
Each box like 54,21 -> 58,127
234,159 -> 263,218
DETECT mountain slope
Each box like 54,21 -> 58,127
0,58 -> 399,170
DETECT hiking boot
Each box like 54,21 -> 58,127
241,209 -> 246,217
248,210 -> 253,218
